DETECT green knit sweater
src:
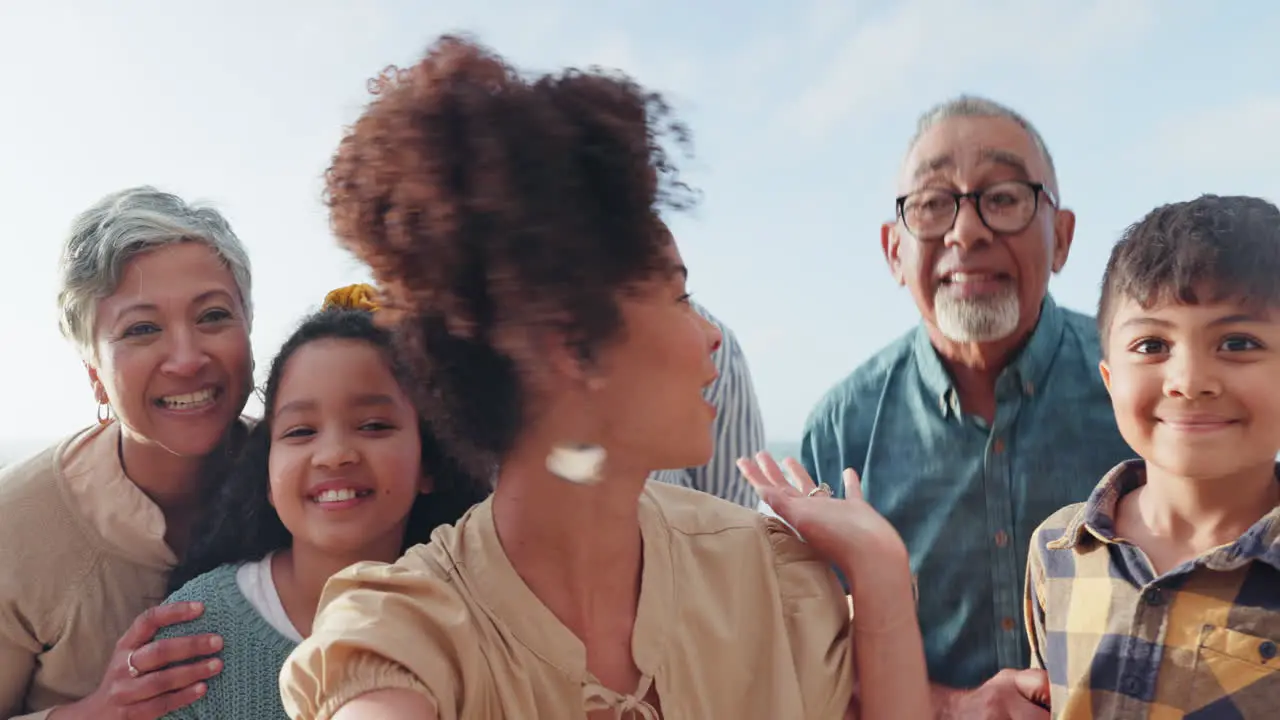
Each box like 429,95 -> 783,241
156,563 -> 298,719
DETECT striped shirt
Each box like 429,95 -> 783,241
1026,460 -> 1280,719
651,302 -> 765,508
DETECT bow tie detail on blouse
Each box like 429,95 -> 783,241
581,674 -> 660,719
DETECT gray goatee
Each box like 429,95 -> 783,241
934,286 -> 1020,343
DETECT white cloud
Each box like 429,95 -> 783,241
780,0 -> 1156,141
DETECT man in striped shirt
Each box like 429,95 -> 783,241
651,301 -> 766,507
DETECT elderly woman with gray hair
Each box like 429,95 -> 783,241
0,187 -> 254,719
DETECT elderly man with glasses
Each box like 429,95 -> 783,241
795,96 -> 1133,719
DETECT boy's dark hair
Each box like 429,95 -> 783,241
1097,194 -> 1280,345
168,307 -> 490,593
322,35 -> 695,478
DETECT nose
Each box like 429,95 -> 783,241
702,314 -> 723,355
1163,350 -> 1222,399
312,430 -> 360,469
159,326 -> 211,377
943,197 -> 992,252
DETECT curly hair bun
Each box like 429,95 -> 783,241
323,34 -> 695,474
325,35 -> 693,342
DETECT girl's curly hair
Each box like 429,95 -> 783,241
325,35 -> 697,477
167,307 -> 490,594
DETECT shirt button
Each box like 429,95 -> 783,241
994,530 -> 1010,548
1143,589 -> 1167,607
1001,617 -> 1016,632
1120,675 -> 1144,697
993,438 -> 1006,454
1260,641 -> 1278,661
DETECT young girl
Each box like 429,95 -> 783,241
153,287 -> 489,719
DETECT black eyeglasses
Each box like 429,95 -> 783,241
895,180 -> 1057,238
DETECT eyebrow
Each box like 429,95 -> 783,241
910,148 -> 1031,182
1118,312 -> 1270,331
274,393 -> 398,419
112,289 -> 236,322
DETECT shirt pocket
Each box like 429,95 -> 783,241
1187,625 -> 1280,711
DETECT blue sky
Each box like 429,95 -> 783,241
2,0 -> 1278,456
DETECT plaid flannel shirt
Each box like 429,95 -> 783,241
1026,460 -> 1280,719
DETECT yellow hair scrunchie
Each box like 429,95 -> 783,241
322,283 -> 380,312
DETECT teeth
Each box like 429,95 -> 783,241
948,272 -> 994,282
314,488 -> 360,503
159,388 -> 216,408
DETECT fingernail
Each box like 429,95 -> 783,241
195,683 -> 207,695
188,602 -> 203,612
207,658 -> 222,672
209,636 -> 223,651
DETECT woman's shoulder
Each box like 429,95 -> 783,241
643,482 -> 839,596
642,480 -> 766,536
0,429 -> 102,595
0,425 -> 117,522
0,430 -> 80,505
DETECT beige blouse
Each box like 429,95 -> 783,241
280,481 -> 855,719
0,423 -> 176,719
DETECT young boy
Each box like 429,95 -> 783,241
1025,194 -> 1280,719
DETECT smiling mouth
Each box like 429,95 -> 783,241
1159,418 -> 1238,429
939,271 -> 1011,285
154,387 -> 220,411
309,488 -> 375,505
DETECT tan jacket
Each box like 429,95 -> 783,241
281,481 -> 856,719
0,423 -> 176,719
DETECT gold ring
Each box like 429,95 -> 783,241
126,649 -> 142,678
806,483 -> 833,498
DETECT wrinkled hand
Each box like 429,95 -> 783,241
737,452 -> 909,583
50,602 -> 223,720
943,670 -> 1050,720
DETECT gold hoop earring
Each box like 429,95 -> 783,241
96,403 -> 113,426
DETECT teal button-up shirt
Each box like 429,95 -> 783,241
801,295 -> 1134,689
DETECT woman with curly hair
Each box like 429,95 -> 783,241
280,36 -> 930,720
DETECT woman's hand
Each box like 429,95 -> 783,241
737,453 -> 912,604
49,603 -> 223,720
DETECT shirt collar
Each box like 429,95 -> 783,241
915,294 -> 1066,419
1049,459 -> 1280,572
60,422 -> 176,568
464,486 -> 675,679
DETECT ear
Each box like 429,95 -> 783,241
1098,359 -> 1112,395
85,363 -> 107,405
538,327 -> 604,390
1049,208 -> 1076,274
881,221 -> 907,286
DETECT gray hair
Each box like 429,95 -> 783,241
57,186 -> 254,360
909,94 -> 1058,191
